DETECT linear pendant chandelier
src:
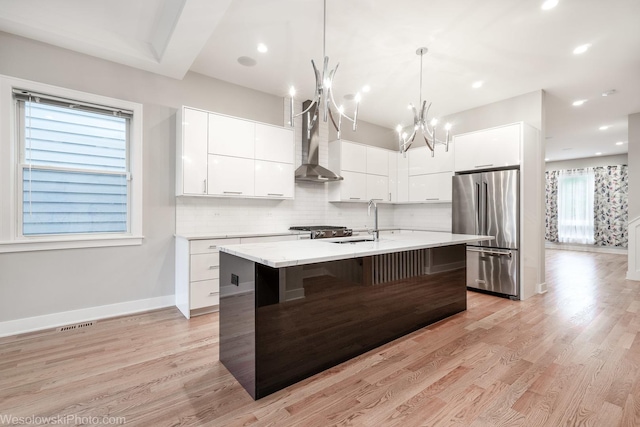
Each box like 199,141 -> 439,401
397,47 -> 451,157
288,0 -> 360,139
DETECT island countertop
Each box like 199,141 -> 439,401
218,231 -> 493,268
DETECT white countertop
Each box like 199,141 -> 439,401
218,232 -> 494,268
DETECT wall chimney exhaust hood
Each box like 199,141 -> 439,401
294,100 -> 343,183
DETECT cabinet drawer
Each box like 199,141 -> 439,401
190,280 -> 220,309
191,253 -> 220,281
190,238 -> 240,254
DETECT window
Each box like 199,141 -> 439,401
0,76 -> 143,252
557,169 -> 595,244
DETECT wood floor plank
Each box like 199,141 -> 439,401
1,249 -> 638,426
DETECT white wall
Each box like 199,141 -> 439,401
328,118 -> 397,150
546,154 -> 628,170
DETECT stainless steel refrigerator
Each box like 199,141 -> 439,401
452,169 -> 519,298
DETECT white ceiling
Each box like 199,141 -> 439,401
1,0 -> 638,162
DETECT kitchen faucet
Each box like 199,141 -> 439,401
368,199 -> 379,241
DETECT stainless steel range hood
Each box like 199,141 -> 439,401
294,100 -> 343,183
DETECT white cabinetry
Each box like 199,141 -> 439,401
177,107 -> 208,195
176,234 -> 298,318
409,172 -> 452,202
454,123 -> 521,172
208,114 -> 255,158
176,106 -> 294,199
406,143 -> 454,203
175,237 -> 240,318
207,155 -> 254,196
255,160 -> 294,198
328,140 -> 391,202
396,153 -> 409,203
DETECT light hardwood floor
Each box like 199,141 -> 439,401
1,249 -> 638,426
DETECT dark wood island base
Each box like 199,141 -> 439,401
220,244 -> 467,399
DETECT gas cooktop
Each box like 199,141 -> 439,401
289,225 -> 353,239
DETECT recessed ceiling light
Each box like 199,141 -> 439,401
572,99 -> 587,106
541,0 -> 559,10
343,93 -> 355,100
573,44 -> 591,55
257,43 -> 268,53
595,152 -> 602,156
615,141 -> 625,145
602,89 -> 617,97
237,56 -> 257,67
472,81 -> 484,89
362,85 -> 371,93
544,158 -> 550,161
599,126 -> 610,130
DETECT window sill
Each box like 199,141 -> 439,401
0,235 -> 144,253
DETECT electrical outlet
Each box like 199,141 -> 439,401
231,274 -> 239,286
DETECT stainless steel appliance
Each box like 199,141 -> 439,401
289,225 -> 353,239
452,169 -> 519,298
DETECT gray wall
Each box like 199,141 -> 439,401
629,113 -> 640,221
546,154 -> 628,171
443,90 -> 544,134
0,31 -> 284,322
328,117 -> 397,150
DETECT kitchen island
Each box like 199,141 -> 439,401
218,231 -> 492,399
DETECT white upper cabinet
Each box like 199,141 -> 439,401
367,174 -> 389,201
178,107 -> 294,199
255,124 -> 294,164
396,152 -> 409,203
207,155 -> 255,196
408,143 -> 454,176
337,171 -> 367,201
453,123 -> 521,172
408,172 -> 453,202
255,160 -> 294,198
179,107 -> 208,195
340,141 -> 367,173
388,151 -> 398,203
208,114 -> 255,158
366,146 -> 389,176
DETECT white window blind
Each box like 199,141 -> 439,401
16,94 -> 131,236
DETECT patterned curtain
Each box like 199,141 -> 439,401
593,165 -> 628,247
545,170 -> 559,242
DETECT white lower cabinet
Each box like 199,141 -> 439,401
207,155 -> 254,196
408,172 -> 453,202
175,234 -> 299,318
175,237 -> 239,319
254,160 -> 294,198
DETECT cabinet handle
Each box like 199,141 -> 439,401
268,193 -> 284,196
208,245 -> 217,249
203,179 -> 207,193
474,164 -> 493,168
349,197 -> 361,200
209,292 -> 217,296
426,198 -> 440,201
389,192 -> 391,201
223,191 -> 243,194
209,266 -> 219,270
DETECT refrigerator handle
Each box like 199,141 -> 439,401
483,181 -> 489,235
475,182 -> 481,235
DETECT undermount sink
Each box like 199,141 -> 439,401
330,238 -> 375,244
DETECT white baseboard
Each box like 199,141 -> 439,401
545,242 -> 628,255
628,271 -> 640,281
537,282 -> 548,294
0,295 -> 175,338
